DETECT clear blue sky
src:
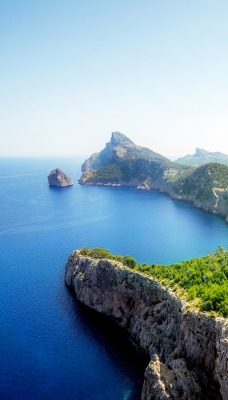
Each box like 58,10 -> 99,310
1,0 -> 228,158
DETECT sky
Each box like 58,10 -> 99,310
1,0 -> 228,159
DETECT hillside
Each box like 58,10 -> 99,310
79,133 -> 228,221
79,132 -> 191,188
81,132 -> 169,172
175,148 -> 228,167
173,163 -> 228,218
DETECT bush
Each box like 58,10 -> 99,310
123,256 -> 137,269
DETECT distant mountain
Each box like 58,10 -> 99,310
79,133 -> 228,221
175,148 -> 228,166
79,132 -> 190,187
81,132 -> 169,172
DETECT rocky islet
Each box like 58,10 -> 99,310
48,168 -> 73,187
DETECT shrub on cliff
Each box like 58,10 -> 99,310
80,247 -> 114,259
123,256 -> 137,269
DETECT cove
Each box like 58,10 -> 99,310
0,157 -> 227,400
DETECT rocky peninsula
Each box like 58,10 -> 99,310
65,249 -> 228,400
79,132 -> 228,222
48,168 -> 73,187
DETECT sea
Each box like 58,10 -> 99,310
0,157 -> 227,400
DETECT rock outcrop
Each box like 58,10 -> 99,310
65,251 -> 228,400
48,168 -> 73,187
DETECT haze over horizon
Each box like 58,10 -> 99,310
1,1 -> 228,158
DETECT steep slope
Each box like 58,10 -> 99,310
65,249 -> 228,400
79,133 -> 228,221
79,132 -> 191,189
175,148 -> 228,167
81,132 -> 169,172
173,163 -> 228,219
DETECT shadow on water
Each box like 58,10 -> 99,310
65,288 -> 149,400
48,186 -> 74,192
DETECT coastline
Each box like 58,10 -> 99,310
78,179 -> 228,223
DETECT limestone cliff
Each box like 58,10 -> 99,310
48,168 -> 73,187
65,251 -> 228,400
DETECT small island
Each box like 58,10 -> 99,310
48,168 -> 73,187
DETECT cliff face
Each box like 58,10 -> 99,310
81,132 -> 169,173
65,251 -> 228,400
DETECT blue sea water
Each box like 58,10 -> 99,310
0,157 -> 227,400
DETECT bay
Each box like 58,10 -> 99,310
0,157 -> 227,400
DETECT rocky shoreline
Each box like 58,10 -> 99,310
79,178 -> 228,223
65,251 -> 228,400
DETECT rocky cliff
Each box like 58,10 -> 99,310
81,132 -> 169,173
65,251 -> 228,400
48,168 -> 73,187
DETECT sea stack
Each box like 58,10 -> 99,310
48,168 -> 73,187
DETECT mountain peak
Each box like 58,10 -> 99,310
175,148 -> 228,166
111,132 -> 134,146
81,132 -> 170,173
195,148 -> 207,156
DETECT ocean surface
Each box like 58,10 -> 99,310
0,157 -> 227,400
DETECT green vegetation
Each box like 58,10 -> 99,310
174,163 -> 228,201
91,163 -> 123,182
80,247 -> 137,268
208,163 -> 228,188
137,246 -> 228,317
79,246 -> 228,318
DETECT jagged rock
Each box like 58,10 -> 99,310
80,132 -> 169,173
48,168 -> 73,187
141,355 -> 179,400
65,251 -> 228,400
142,357 -> 201,400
